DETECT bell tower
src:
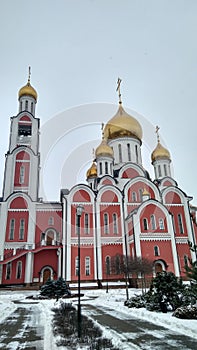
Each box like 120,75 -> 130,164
2,68 -> 40,201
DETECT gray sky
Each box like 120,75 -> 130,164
0,0 -> 197,203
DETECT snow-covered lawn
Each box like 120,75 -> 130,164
0,285 -> 196,349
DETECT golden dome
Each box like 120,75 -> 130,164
18,81 -> 37,101
142,188 -> 150,196
151,141 -> 171,163
86,162 -> 97,179
103,104 -> 142,142
95,139 -> 114,158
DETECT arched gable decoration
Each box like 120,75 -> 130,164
16,150 -> 30,161
162,187 -> 188,205
160,177 -> 177,188
9,196 -> 28,209
124,177 -> 160,202
97,185 -> 122,203
98,175 -> 117,187
119,163 -> 145,179
69,184 -> 95,204
19,115 -> 32,122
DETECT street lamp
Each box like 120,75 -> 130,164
76,204 -> 84,338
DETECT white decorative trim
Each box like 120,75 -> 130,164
101,237 -> 123,245
8,209 -> 28,212
175,237 -> 189,244
71,238 -> 94,245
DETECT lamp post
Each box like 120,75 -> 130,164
76,204 -> 84,338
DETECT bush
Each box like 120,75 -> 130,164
173,305 -> 197,319
40,277 -> 71,298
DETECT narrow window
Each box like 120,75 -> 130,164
25,100 -> 28,110
178,214 -> 184,234
135,145 -> 138,163
9,219 -> 15,240
75,214 -> 80,235
132,192 -> 137,202
31,102 -> 33,114
84,213 -> 89,234
48,216 -> 54,225
118,144 -> 122,163
164,164 -> 167,176
154,246 -> 160,256
113,213 -> 118,234
19,219 -> 25,240
16,261 -> 22,279
6,262 -> 12,280
19,165 -> 25,184
106,256 -> 111,275
151,215 -> 156,230
184,255 -> 188,266
20,101 -> 23,111
110,163 -> 112,175
104,213 -> 109,234
75,257 -> 79,276
143,218 -> 148,230
105,162 -> 108,174
85,257 -> 90,276
99,162 -> 102,175
159,218 -> 164,230
115,255 -> 121,274
139,189 -> 143,201
127,143 -> 131,161
158,165 -> 162,177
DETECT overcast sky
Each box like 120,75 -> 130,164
0,0 -> 197,203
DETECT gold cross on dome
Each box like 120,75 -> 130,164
28,66 -> 31,84
155,125 -> 160,142
101,122 -> 104,139
116,77 -> 122,104
92,148 -> 95,159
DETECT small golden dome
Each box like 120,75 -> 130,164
18,82 -> 37,101
86,162 -> 97,179
103,104 -> 142,142
151,141 -> 171,163
95,139 -> 114,158
142,188 -> 150,196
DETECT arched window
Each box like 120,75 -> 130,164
104,213 -> 109,234
75,257 -> 79,276
118,144 -> 122,163
106,256 -> 111,275
135,145 -> 138,163
127,143 -> 131,161
48,216 -> 54,225
19,219 -> 25,240
139,189 -> 143,201
31,102 -> 33,114
154,246 -> 160,256
115,255 -> 121,274
151,215 -> 156,230
16,261 -> 22,279
99,162 -> 102,175
6,262 -> 12,280
84,213 -> 89,234
25,100 -> 28,110
132,192 -> 137,202
159,218 -> 164,230
85,257 -> 90,276
158,165 -> 162,177
20,101 -> 23,111
105,162 -> 108,174
178,214 -> 184,234
184,255 -> 188,266
113,213 -> 118,234
46,230 -> 54,245
143,218 -> 148,230
164,164 -> 167,176
9,219 -> 15,240
19,165 -> 25,184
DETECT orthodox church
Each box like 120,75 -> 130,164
0,72 -> 196,287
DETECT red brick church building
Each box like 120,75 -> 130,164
0,73 -> 196,286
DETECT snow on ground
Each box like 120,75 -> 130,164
0,285 -> 196,350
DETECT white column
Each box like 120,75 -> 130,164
24,252 -> 33,283
96,202 -> 102,279
62,197 -> 66,279
57,248 -> 61,278
168,215 -> 180,277
133,213 -> 142,257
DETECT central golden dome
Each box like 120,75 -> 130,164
103,104 -> 142,142
18,81 -> 37,101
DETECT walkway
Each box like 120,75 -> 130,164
83,303 -> 197,350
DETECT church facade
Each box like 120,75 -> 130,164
0,74 -> 196,286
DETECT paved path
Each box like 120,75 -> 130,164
0,301 -> 44,350
83,304 -> 197,350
